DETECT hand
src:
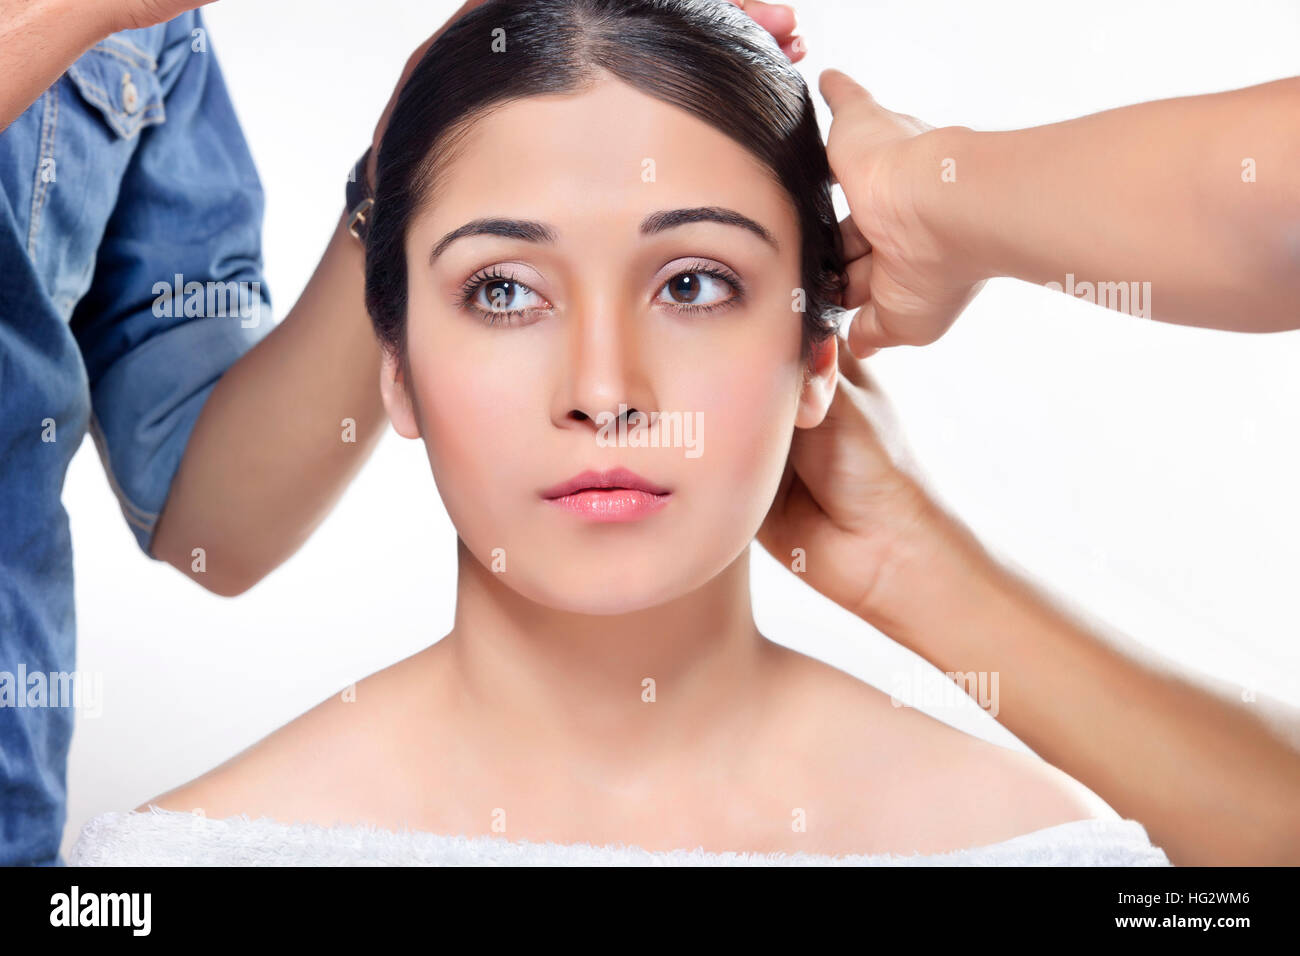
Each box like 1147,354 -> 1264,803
758,344 -> 942,619
725,1 -> 806,62
818,69 -> 986,357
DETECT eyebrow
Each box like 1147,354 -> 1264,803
428,206 -> 778,263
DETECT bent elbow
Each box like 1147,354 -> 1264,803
159,552 -> 264,598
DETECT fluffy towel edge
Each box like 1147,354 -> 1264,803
68,806 -> 1173,867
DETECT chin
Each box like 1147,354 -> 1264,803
481,537 -> 742,616
505,562 -> 703,616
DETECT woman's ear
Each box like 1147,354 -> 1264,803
795,331 -> 839,429
379,349 -> 421,439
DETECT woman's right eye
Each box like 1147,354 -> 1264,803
459,269 -> 550,325
474,278 -> 544,313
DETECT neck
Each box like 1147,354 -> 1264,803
438,538 -> 774,769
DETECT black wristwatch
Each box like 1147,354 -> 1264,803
346,146 -> 375,242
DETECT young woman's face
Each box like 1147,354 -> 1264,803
385,76 -> 836,614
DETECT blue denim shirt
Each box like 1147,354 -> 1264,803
0,13 -> 271,865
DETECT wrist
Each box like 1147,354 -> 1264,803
29,0 -> 113,50
101,0 -> 166,36
365,145 -> 378,197
854,488 -> 1010,649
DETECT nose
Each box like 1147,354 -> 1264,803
551,295 -> 657,436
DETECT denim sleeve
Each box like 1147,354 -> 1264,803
70,13 -> 273,557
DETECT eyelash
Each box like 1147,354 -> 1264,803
456,259 -> 745,326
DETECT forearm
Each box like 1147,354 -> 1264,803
862,502 -> 1300,865
151,213 -> 386,595
0,0 -> 115,129
924,77 -> 1300,332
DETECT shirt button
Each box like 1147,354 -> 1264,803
121,74 -> 140,114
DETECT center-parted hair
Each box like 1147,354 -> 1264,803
365,0 -> 846,363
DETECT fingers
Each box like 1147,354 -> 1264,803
818,68 -> 875,117
758,461 -> 825,549
838,214 -> 872,260
726,1 -> 805,61
741,1 -> 797,37
841,252 -> 871,312
837,217 -> 873,323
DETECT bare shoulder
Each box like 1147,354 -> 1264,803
761,642 -> 1111,855
137,649 -> 431,825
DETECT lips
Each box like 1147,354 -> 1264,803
541,468 -> 672,522
541,468 -> 671,499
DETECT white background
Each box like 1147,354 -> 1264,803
61,0 -> 1300,857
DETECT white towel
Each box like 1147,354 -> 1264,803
69,807 -> 1171,866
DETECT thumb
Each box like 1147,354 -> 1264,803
845,269 -> 918,354
818,68 -> 876,117
846,302 -> 890,357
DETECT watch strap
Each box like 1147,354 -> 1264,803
346,146 -> 375,242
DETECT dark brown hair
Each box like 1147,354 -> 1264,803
365,0 -> 846,364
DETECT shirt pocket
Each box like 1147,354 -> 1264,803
27,37 -> 167,318
65,39 -> 166,140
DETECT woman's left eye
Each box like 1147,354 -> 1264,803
656,267 -> 742,313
